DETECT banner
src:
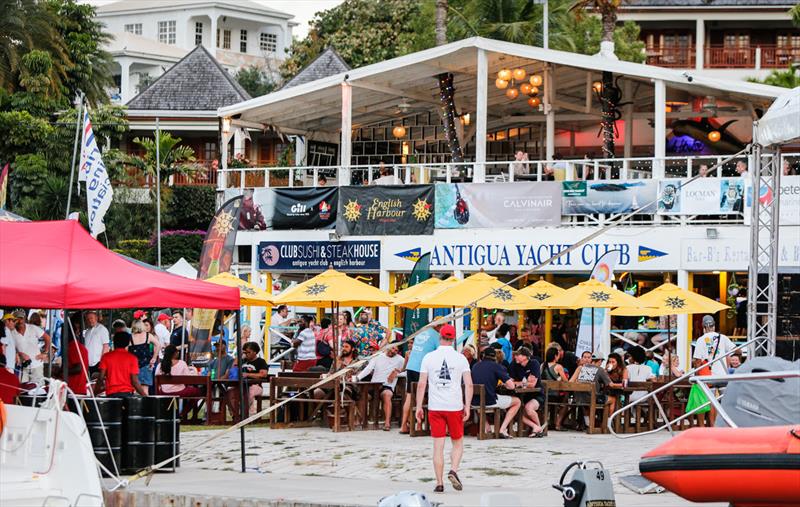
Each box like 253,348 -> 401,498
658,177 -> 745,215
744,175 -> 800,226
576,250 -> 620,357
230,187 -> 337,230
435,182 -> 561,228
258,240 -> 380,271
562,180 -> 657,215
79,109 -> 114,237
402,253 -> 431,354
336,184 -> 434,235
0,163 -> 7,209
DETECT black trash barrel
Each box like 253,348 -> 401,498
70,396 -> 123,477
121,396 -> 155,473
152,396 -> 180,472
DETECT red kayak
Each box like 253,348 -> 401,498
640,425 -> 800,507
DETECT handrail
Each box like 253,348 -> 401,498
607,336 -> 760,439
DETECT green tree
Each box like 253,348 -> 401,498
748,66 -> 800,88
791,3 -> 800,27
280,0 -> 424,80
127,132 -> 198,184
235,65 -> 277,97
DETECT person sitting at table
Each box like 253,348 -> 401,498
509,348 -> 545,437
97,332 -> 148,398
313,339 -> 360,400
625,346 -> 655,402
314,318 -> 334,370
462,344 -> 477,368
209,340 -> 233,379
227,342 -> 269,420
471,347 -> 519,439
605,352 -> 628,413
355,342 -> 405,431
157,344 -> 202,419
292,316 -> 318,372
659,348 -> 684,378
556,352 -> 612,431
644,350 -> 661,377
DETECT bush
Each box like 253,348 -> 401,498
114,239 -> 150,262
150,229 -> 205,266
164,186 -> 216,231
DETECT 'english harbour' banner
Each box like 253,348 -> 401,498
336,184 -> 434,235
562,180 -> 657,215
658,177 -> 745,215
435,182 -> 561,228
258,241 -> 380,271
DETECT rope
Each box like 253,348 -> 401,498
122,146 -> 751,482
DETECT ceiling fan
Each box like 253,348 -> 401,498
701,96 -> 738,116
394,98 -> 412,115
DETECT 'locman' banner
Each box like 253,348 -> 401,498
336,184 -> 434,235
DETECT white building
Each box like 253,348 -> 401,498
96,0 -> 296,103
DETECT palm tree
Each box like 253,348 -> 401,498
570,0 -> 624,52
435,0 -> 449,46
127,132 -> 198,185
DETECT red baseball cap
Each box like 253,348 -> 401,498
157,313 -> 170,322
439,324 -> 456,339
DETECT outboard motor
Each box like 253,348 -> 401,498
553,461 -> 616,507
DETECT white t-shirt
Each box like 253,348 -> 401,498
11,325 -> 45,368
1,335 -> 16,373
356,353 -> 405,388
154,322 -> 171,347
372,174 -> 399,185
420,345 -> 471,411
694,332 -> 735,377
84,324 -> 110,367
626,363 -> 655,402
295,328 -> 317,361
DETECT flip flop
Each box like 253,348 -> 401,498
529,431 -> 545,438
383,426 -> 391,431
447,470 -> 463,491
434,484 -> 444,493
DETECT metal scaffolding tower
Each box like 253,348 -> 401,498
746,142 -> 781,357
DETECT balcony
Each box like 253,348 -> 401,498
647,45 -> 800,70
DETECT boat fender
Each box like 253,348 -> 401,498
553,461 -> 616,507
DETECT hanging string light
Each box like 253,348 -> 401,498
498,68 -> 512,81
392,125 -> 406,139
506,87 -> 519,99
529,74 -> 543,87
495,78 -> 509,89
513,68 -> 527,81
520,83 -> 533,95
527,96 -> 541,107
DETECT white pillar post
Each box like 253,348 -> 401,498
219,129 -> 230,191
677,269 -> 690,372
119,59 -> 131,103
474,48 -> 488,183
695,19 -> 705,70
233,128 -> 246,158
545,66 -> 555,160
294,135 -> 307,166
653,79 -> 666,179
210,15 -> 218,51
339,82 -> 352,186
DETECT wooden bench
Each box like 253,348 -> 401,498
471,384 -> 502,440
154,375 -> 211,424
269,376 -> 355,431
408,381 -> 430,437
542,380 -> 606,434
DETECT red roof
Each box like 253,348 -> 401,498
0,220 -> 240,310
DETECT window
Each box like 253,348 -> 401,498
195,22 -> 203,46
260,32 -> 277,53
723,33 -> 749,48
203,142 -> 217,162
240,29 -> 247,53
124,23 -> 142,35
158,20 -> 176,45
222,29 -> 231,50
777,34 -> 800,48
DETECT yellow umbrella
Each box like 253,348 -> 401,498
414,272 -> 532,310
273,268 -> 394,307
543,278 -> 646,310
519,278 -> 567,309
610,283 -> 729,316
205,272 -> 274,307
393,276 -> 460,309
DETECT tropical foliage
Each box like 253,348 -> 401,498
127,132 -> 198,184
748,66 -> 800,89
235,65 -> 278,97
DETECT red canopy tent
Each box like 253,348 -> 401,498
0,220 -> 239,310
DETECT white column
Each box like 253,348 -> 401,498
219,129 -> 230,191
653,79 -> 666,179
294,135 -> 307,166
545,66 -> 555,160
677,269 -> 690,372
474,48 -> 488,183
378,269 -> 389,328
339,82 -> 352,185
233,128 -> 246,158
695,19 -> 705,70
119,59 -> 131,103
209,15 -> 218,51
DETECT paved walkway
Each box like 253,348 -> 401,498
114,426 -> 725,506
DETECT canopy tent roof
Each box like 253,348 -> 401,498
166,257 -> 199,279
754,86 -> 800,146
219,37 -> 783,134
0,220 -> 240,310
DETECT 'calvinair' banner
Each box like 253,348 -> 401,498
336,184 -> 434,235
435,182 -> 561,228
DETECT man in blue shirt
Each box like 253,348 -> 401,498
400,324 -> 441,434
509,347 -> 546,437
470,347 -> 519,439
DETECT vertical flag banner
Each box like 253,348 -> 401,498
79,109 -> 113,237
0,163 -> 8,209
402,253 -> 431,354
191,195 -> 244,365
575,249 -> 621,357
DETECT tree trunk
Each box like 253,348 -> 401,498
437,73 -> 464,164
601,9 -> 617,43
600,71 -> 615,159
435,0 -> 448,46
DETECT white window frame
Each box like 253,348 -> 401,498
240,29 -> 248,53
260,32 -> 277,53
222,29 -> 231,50
158,20 -> 176,45
195,22 -> 203,46
124,23 -> 142,35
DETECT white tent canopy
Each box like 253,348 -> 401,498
166,257 -> 198,279
754,86 -> 800,146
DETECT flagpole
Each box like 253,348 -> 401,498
156,117 -> 162,268
65,92 -> 84,219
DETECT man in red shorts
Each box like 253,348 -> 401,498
415,323 -> 473,493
